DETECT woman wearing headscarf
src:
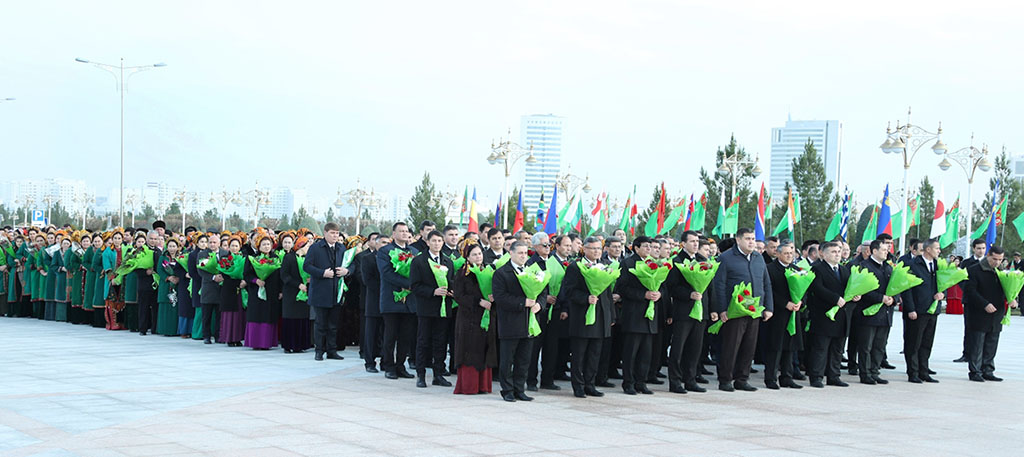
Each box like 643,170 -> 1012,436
451,241 -> 498,394
155,238 -> 181,336
280,235 -> 312,353
52,234 -> 71,322
89,233 -> 108,327
243,233 -> 282,350
217,236 -> 247,347
42,232 -> 58,321
102,230 -> 127,330
71,232 -> 92,325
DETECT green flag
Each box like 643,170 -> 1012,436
792,192 -> 802,223
660,202 -> 687,235
970,217 -> 989,240
939,203 -> 960,249
861,205 -> 878,245
711,196 -> 726,238
1013,211 -> 1024,242
825,211 -> 842,241
557,194 -> 575,231
691,193 -> 706,232
723,199 -> 739,235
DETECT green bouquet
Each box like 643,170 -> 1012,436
708,282 -> 763,334
296,256 -> 311,301
629,257 -> 672,321
784,268 -> 815,335
448,254 -> 466,308
197,251 -> 219,275
336,248 -> 358,304
247,254 -> 282,300
216,252 -> 245,280
545,256 -> 568,320
428,259 -> 451,318
676,259 -> 721,321
996,269 -> 1024,326
828,265 -> 880,321
515,263 -> 550,337
469,264 -> 495,331
494,252 -> 510,269
865,262 -> 922,317
389,248 -> 415,304
111,245 -> 154,286
931,258 -> 969,314
577,261 -> 621,326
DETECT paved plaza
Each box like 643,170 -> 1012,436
2,313 -> 1023,456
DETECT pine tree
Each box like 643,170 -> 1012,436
407,172 -> 445,228
698,134 -> 756,238
916,176 -> 935,241
789,139 -> 838,244
973,149 -> 1024,253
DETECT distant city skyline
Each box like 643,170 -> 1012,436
769,118 -> 843,197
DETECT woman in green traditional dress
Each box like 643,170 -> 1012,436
91,233 -> 109,328
102,230 -> 126,330
121,232 -> 145,332
30,234 -> 45,318
67,232 -> 90,325
13,235 -> 30,317
0,234 -> 10,316
82,234 -> 97,325
52,235 -> 71,322
42,232 -> 57,320
155,238 -> 180,336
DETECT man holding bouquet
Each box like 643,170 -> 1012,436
855,240 -> 897,385
806,241 -> 860,388
667,230 -> 710,394
962,245 -> 1018,382
303,222 -> 350,361
764,239 -> 804,390
377,222 -> 419,379
559,236 -> 617,398
409,230 -> 454,388
492,241 -> 539,402
901,239 -> 943,384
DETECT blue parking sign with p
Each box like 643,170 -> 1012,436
31,210 -> 45,227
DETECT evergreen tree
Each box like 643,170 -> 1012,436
790,139 -> 838,244
407,172 -> 446,228
698,134 -> 756,238
325,207 -> 336,224
277,213 -> 292,230
916,176 -> 935,241
201,209 -> 219,231
972,149 -> 1024,253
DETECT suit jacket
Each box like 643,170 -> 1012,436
614,255 -> 660,334
525,254 -> 552,314
855,257 -> 894,327
491,262 -> 531,339
712,247 -> 774,314
964,260 -> 1007,333
667,250 -> 705,321
410,238 -> 429,255
901,256 -> 938,316
302,239 -> 349,309
807,260 -> 852,338
764,259 -> 804,350
376,242 -> 419,314
410,251 -> 454,318
558,259 -> 614,338
483,248 -> 506,267
358,249 -> 382,317
197,248 -> 220,306
279,251 -> 308,319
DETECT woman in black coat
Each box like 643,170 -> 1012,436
451,243 -> 497,394
243,234 -> 282,350
217,236 -> 247,347
280,235 -> 312,353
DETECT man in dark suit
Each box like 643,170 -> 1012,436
492,240 -> 540,402
901,238 -> 943,383
525,232 -> 560,392
559,236 -> 615,398
409,220 -> 435,254
854,240 -> 895,385
302,222 -> 351,361
666,230 -> 709,393
482,228 -> 506,266
763,239 -> 804,390
377,222 -> 420,379
711,228 -> 774,392
359,233 -> 385,372
409,230 -> 454,388
955,239 -> 987,363
615,236 -> 659,395
136,230 -> 163,336
806,241 -> 862,388
963,245 -> 1018,382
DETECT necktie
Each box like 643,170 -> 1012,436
833,266 -> 840,280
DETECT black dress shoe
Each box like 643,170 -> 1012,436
539,383 -> 562,390
719,383 -> 735,392
871,376 -> 889,385
826,378 -> 849,387
848,368 -> 859,376
365,366 -> 379,373
734,382 -> 758,392
432,376 -> 452,387
584,386 -> 604,397
669,384 -> 687,394
502,392 -> 516,402
765,380 -> 780,390
385,371 -> 398,380
572,387 -> 586,398
908,376 -> 923,384
809,379 -> 824,388
982,374 -> 1003,382
514,392 -> 533,401
695,375 -> 709,384
969,373 -> 986,382
326,352 -> 344,360
859,377 -> 876,385
416,377 -> 427,388
397,370 -> 415,379
315,353 -> 324,361
700,367 -> 714,375
646,378 -> 665,385
922,376 -> 939,383
140,331 -> 147,336
881,362 -> 897,370
750,368 -> 759,373
655,371 -> 667,378
791,372 -> 807,381
441,369 -> 451,376
927,369 -> 936,375
526,384 -> 538,392
684,383 -> 707,393
953,356 -> 967,363
596,381 -> 615,388
554,373 -> 572,381
637,384 -> 653,395
622,385 -> 637,395
780,379 -> 803,389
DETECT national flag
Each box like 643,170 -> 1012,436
764,191 -> 773,224
618,194 -> 632,232
771,188 -> 795,236
711,192 -> 726,238
1012,210 -> 1024,242
495,193 -> 502,226
986,180 -> 1001,251
877,185 -> 892,237
557,193 -> 574,231
572,198 -> 585,233
644,183 -> 667,237
537,190 -> 547,227
929,185 -> 946,239
825,212 -> 842,242
629,193 -> 639,235
683,194 -> 695,231
543,185 -> 559,236
861,203 -> 879,245
512,190 -> 524,234
467,187 -> 479,233
661,197 -> 688,235
940,196 -> 960,249
723,196 -> 740,235
907,194 -> 920,227
691,192 -> 707,232
754,183 -> 766,241
587,193 -> 605,236
839,189 -> 851,241
459,185 -> 468,227
996,197 -> 1009,226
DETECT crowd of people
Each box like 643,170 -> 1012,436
0,218 -> 1017,402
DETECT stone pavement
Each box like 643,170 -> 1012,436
2,313 -> 1023,457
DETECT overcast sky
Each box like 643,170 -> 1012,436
1,0 -> 1020,216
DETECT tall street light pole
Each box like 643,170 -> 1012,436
716,151 -> 762,238
880,108 -> 946,254
487,130 -> 536,230
75,57 -> 166,228
336,179 -> 385,235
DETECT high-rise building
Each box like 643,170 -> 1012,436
520,114 -> 565,215
769,118 -> 843,197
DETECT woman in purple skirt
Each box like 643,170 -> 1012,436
280,234 -> 313,353
216,236 -> 247,347
243,233 -> 282,350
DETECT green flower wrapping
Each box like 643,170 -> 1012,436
828,265 -> 881,320
428,259 -> 451,318
248,254 -> 282,301
707,282 -> 763,334
996,269 -> 1024,326
336,248 -> 358,304
494,252 -> 511,269
931,258 -> 969,314
295,256 -> 311,301
515,263 -> 551,337
111,245 -> 154,286
197,251 -> 220,275
175,252 -> 189,271
545,257 -> 568,321
629,257 -> 672,321
448,255 -> 466,308
863,261 -> 923,317
216,253 -> 245,280
861,303 -> 884,316
577,261 -> 621,326
389,248 -> 415,304
784,268 -> 815,335
469,265 -> 495,331
676,259 -> 721,321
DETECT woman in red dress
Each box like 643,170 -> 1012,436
451,242 -> 497,394
945,255 -> 964,314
